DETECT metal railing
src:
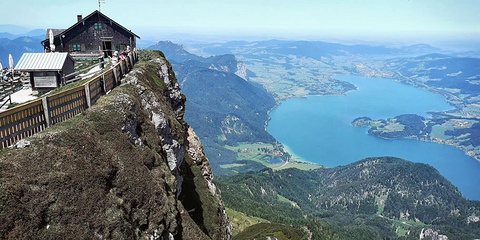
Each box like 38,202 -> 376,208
0,50 -> 138,150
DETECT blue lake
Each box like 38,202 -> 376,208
267,75 -> 480,201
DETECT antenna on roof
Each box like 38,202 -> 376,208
98,0 -> 105,12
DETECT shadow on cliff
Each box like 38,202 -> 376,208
179,160 -> 209,238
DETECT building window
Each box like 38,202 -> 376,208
94,23 -> 103,30
72,43 -> 81,51
115,44 -> 120,51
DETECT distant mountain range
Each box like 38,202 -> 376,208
0,36 -> 45,68
0,24 -> 42,35
192,40 -> 442,60
0,30 -> 45,40
0,25 -> 46,66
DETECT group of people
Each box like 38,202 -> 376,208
109,46 -> 131,67
1,68 -> 14,82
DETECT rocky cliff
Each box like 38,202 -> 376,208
0,50 -> 232,239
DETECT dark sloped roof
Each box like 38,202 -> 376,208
15,53 -> 74,71
41,10 -> 140,44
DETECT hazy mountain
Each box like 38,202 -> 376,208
25,29 -> 46,37
397,44 -> 441,55
0,24 -> 32,35
390,54 -> 480,96
193,40 -> 441,60
0,33 -> 18,40
0,36 -> 44,67
148,41 -> 203,62
136,39 -> 157,49
0,26 -> 46,66
149,40 -> 242,73
0,26 -> 45,39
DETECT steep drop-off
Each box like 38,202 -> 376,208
149,41 -> 277,175
0,51 -> 232,239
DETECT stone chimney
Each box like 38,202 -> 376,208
77,15 -> 82,22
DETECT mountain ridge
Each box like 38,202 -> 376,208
0,51 -> 232,239
149,41 -> 278,175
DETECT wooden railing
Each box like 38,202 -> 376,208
0,50 -> 138,150
0,82 -> 21,109
48,86 -> 88,125
0,99 -> 46,148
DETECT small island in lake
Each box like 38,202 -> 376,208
352,114 -> 480,161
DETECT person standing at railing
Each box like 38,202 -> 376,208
119,51 -> 126,61
110,51 -> 119,67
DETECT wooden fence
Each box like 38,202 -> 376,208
0,50 -> 138,150
0,82 -> 20,109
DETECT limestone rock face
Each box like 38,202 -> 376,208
235,61 -> 248,80
0,51 -> 232,240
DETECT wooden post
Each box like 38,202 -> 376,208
129,54 -> 134,68
119,61 -> 124,78
62,73 -> 66,86
84,83 -> 91,108
101,74 -> 106,93
41,97 -> 51,128
113,67 -> 118,86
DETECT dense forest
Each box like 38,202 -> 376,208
217,157 -> 480,239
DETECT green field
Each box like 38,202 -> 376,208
272,161 -> 323,171
224,142 -> 280,165
225,142 -> 322,171
220,163 -> 247,169
430,124 -> 452,139
240,55 -> 354,100
226,208 -> 268,236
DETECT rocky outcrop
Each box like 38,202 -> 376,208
235,62 -> 248,80
0,50 -> 232,240
420,228 -> 449,240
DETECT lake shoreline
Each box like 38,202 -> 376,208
266,75 -> 480,200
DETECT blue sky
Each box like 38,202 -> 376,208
3,0 -> 480,42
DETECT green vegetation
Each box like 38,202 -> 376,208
226,208 -> 268,236
6,102 -> 20,109
352,113 -> 480,160
375,194 -> 388,215
225,142 -> 284,166
272,161 -> 323,171
233,223 -> 306,240
0,51 -> 231,239
244,59 -> 356,100
220,163 -> 246,169
352,114 -> 426,139
217,157 -> 480,239
224,142 -> 322,171
148,43 -> 279,175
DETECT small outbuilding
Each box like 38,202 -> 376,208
15,53 -> 75,92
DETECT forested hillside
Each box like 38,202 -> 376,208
149,41 -> 277,174
217,157 -> 480,239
